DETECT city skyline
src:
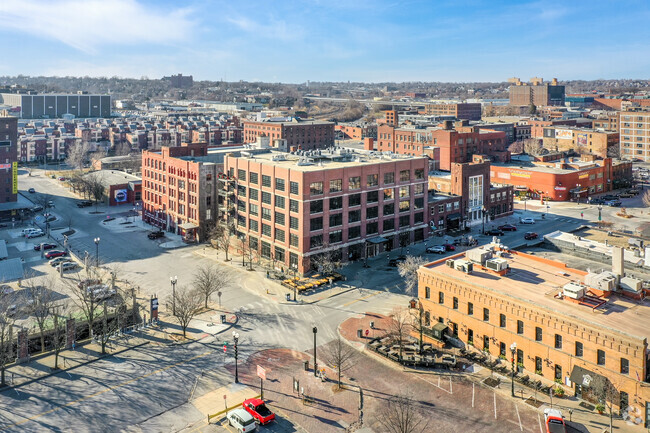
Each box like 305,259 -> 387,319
0,0 -> 649,83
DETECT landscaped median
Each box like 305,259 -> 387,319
206,393 -> 261,423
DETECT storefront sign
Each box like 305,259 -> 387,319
12,162 -> 17,194
511,170 -> 531,179
114,188 -> 128,203
579,173 -> 589,179
554,186 -> 566,191
556,129 -> 573,139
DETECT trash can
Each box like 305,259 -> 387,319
286,294 -> 291,301
370,321 -> 375,329
220,314 -> 226,324
357,329 -> 363,338
304,360 -> 309,371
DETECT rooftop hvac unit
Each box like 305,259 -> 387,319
446,259 -> 455,268
485,258 -> 508,272
620,276 -> 643,293
563,282 -> 586,300
466,248 -> 493,265
454,259 -> 473,274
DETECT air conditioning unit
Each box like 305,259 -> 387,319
563,282 -> 586,300
454,259 -> 473,274
446,259 -> 455,268
485,258 -> 508,272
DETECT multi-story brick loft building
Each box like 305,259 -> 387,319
424,103 -> 482,121
619,110 -> 650,162
418,245 -> 650,415
0,91 -> 111,119
165,73 -> 194,89
335,122 -> 377,140
592,112 -> 620,132
508,77 -> 565,107
542,126 -> 620,158
224,149 -> 429,275
243,118 -> 334,151
0,117 -> 18,203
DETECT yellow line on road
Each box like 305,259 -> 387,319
342,291 -> 380,307
1,351 -> 212,431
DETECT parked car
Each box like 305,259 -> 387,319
520,217 -> 536,224
45,250 -> 67,259
77,279 -> 102,289
45,215 -> 57,222
589,198 -> 604,205
76,200 -> 93,208
56,262 -> 78,272
388,255 -> 407,267
27,230 -> 45,238
426,245 -> 446,254
47,200 -> 55,208
618,192 -> 634,198
0,285 -> 13,296
484,229 -> 504,236
242,398 -> 275,425
606,200 -> 622,207
543,408 -> 566,433
87,285 -> 116,300
49,257 -> 72,267
524,232 -> 539,240
148,230 -> 165,240
28,188 -> 35,193
30,205 -> 43,212
601,194 -> 619,201
226,408 -> 257,432
57,176 -> 66,181
21,228 -> 40,235
498,224 -> 517,232
627,189 -> 640,195
443,243 -> 456,251
34,243 -> 57,251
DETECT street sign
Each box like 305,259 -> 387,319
365,329 -> 369,337
257,365 -> 266,380
223,345 -> 227,353
223,394 -> 227,400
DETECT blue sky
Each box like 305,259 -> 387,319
1,0 -> 649,82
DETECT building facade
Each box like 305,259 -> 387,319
508,77 -> 565,107
424,103 -> 482,121
619,110 -> 650,162
0,93 -> 111,119
243,119 -> 334,150
542,127 -> 620,158
0,117 -> 18,203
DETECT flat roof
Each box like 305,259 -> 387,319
423,248 -> 650,341
84,170 -> 141,187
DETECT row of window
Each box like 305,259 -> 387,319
309,189 -> 425,214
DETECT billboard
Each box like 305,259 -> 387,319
555,129 -> 573,140
577,133 -> 587,146
12,162 -> 17,194
114,189 -> 128,203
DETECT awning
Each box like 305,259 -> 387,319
569,365 -> 603,387
446,213 -> 461,220
0,258 -> 24,282
179,222 -> 199,230
366,236 -> 388,245
570,188 -> 588,194
432,322 -> 448,333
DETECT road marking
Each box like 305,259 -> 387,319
515,403 -> 523,431
472,383 -> 475,407
341,291 -> 380,307
493,392 -> 497,419
413,373 -> 452,394
0,351 -> 212,431
537,413 -> 543,433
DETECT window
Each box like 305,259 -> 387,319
310,200 -> 323,214
467,329 -> 473,345
517,320 -> 524,334
399,186 -> 410,198
439,291 -> 444,304
620,358 -> 629,374
415,169 -> 425,180
290,233 -> 299,247
250,172 -> 258,184
261,241 -> 271,258
237,169 -> 246,181
330,196 -> 343,210
554,364 -> 562,381
367,190 -> 379,203
453,297 -> 458,309
349,193 -> 361,207
425,287 -> 430,299
275,228 -> 285,242
575,342 -> 583,357
535,357 -> 543,373
329,213 -> 343,227
415,184 -> 425,195
261,207 -> 271,220
290,216 -> 299,229
348,226 -> 361,239
310,182 -> 323,195
414,197 -> 424,209
249,219 -> 258,231
275,212 -> 285,225
399,200 -> 410,212
262,224 -> 271,236
290,252 -> 298,269
290,181 -> 299,194
310,217 -> 323,231
366,222 -> 378,235
349,176 -> 360,190
249,203 -> 259,216
275,246 -> 285,262
384,203 -> 395,215
262,191 -> 271,204
237,215 -> 246,227
383,188 -> 394,200
348,210 -> 361,223
290,199 -> 299,212
310,235 -> 323,248
383,219 -> 394,231
367,206 -> 378,219
275,178 -> 285,191
483,308 -> 489,322
468,302 -> 473,315
384,172 -> 395,184
597,349 -> 606,365
399,215 -> 410,227
414,212 -> 424,223
500,342 -> 506,357
400,170 -> 410,181
237,185 -> 247,197
249,188 -> 259,201
367,174 -> 378,187
262,175 -> 271,187
535,327 -> 542,342
554,334 -> 562,349
499,314 -> 506,328
329,230 -> 342,244
329,179 -> 342,192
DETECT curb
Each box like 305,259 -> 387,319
278,286 -> 359,305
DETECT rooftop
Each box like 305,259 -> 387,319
423,247 -> 650,341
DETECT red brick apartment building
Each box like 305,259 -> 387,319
424,103 -> 482,121
542,126 -> 619,158
418,247 -> 650,415
335,123 -> 377,140
508,77 -> 565,106
224,150 -> 429,275
243,119 -> 334,150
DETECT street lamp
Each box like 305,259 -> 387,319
93,237 -> 100,267
170,276 -> 178,316
510,342 -> 517,397
232,330 -> 240,383
481,205 -> 486,235
598,204 -> 603,222
313,326 -> 318,377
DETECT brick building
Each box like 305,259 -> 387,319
418,247 -> 650,415
243,119 -> 334,150
508,77 -> 565,107
335,122 -> 377,140
0,117 -> 18,203
619,110 -> 650,162
592,112 -> 620,132
424,103 -> 482,121
542,126 -> 619,158
224,150 -> 429,275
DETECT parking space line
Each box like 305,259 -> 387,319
493,392 -> 497,419
472,383 -> 475,407
537,413 -> 543,433
414,373 -> 452,394
515,403 -> 523,431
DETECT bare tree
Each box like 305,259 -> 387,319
210,222 -> 235,261
376,392 -> 429,433
508,141 -> 524,154
0,297 -> 15,387
97,296 -> 127,355
409,303 -> 428,355
50,304 -> 68,370
84,172 -> 106,210
25,276 -> 56,353
65,141 -> 91,171
523,138 -> 543,156
192,265 -> 232,308
388,308 -> 412,362
33,193 -> 54,213
607,145 -> 621,159
591,374 -> 620,433
66,265 -> 109,338
324,336 -> 358,389
310,242 -> 342,276
642,190 -> 650,211
171,286 -> 202,338
397,256 -> 426,296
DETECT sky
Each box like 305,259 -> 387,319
0,0 -> 649,83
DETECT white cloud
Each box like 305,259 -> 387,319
0,0 -> 195,54
227,16 -> 303,41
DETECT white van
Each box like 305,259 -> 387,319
21,228 -> 40,235
226,408 -> 256,432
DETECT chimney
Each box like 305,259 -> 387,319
612,246 -> 624,286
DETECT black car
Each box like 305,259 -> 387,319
601,194 -> 619,201
627,189 -> 640,195
28,188 -> 36,193
148,230 -> 165,240
484,229 -> 505,236
30,205 -> 44,212
76,200 -> 93,208
589,198 -> 604,205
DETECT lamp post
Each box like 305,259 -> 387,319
598,204 -> 603,222
170,276 -> 177,316
510,342 -> 517,397
481,205 -> 486,235
313,326 -> 318,377
93,237 -> 100,267
232,330 -> 240,383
